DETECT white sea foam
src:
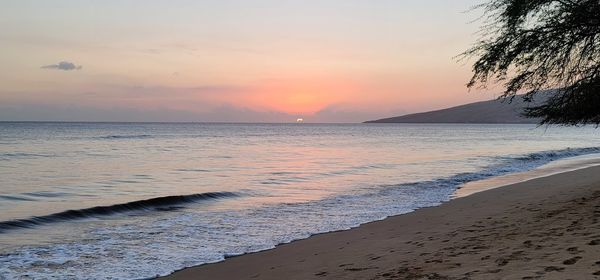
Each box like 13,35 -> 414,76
1,146 -> 599,279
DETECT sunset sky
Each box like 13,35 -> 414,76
0,0 -> 495,122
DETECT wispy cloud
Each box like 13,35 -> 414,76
41,61 -> 82,71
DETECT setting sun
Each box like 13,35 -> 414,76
0,0 -> 494,122
2,1 -> 599,279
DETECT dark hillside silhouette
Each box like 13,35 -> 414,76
365,94 -> 541,123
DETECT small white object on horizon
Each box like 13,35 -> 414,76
296,118 -> 304,123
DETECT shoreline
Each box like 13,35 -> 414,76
454,154 -> 600,198
158,164 -> 600,279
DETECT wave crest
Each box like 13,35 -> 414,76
0,191 -> 238,233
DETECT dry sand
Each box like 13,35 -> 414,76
159,165 -> 600,280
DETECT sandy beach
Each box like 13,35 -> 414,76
159,165 -> 600,280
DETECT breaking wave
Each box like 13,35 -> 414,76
0,192 -> 238,233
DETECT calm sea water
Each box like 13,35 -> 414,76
1,122 -> 599,279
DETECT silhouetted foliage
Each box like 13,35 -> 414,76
464,0 -> 600,125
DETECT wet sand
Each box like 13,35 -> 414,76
159,165 -> 600,280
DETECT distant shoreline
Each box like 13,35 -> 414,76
365,94 -> 543,124
365,121 -> 539,124
158,164 -> 600,279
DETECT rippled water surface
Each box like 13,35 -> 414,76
1,122 -> 599,279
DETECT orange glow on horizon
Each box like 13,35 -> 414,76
245,77 -> 363,114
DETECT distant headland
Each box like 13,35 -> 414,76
365,94 -> 543,124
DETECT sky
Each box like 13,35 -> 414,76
0,0 -> 495,123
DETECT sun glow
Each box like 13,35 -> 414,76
247,77 -> 362,114
0,1 -> 494,122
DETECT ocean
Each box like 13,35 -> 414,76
1,122 -> 599,279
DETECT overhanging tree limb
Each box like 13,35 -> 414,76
463,0 -> 600,125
